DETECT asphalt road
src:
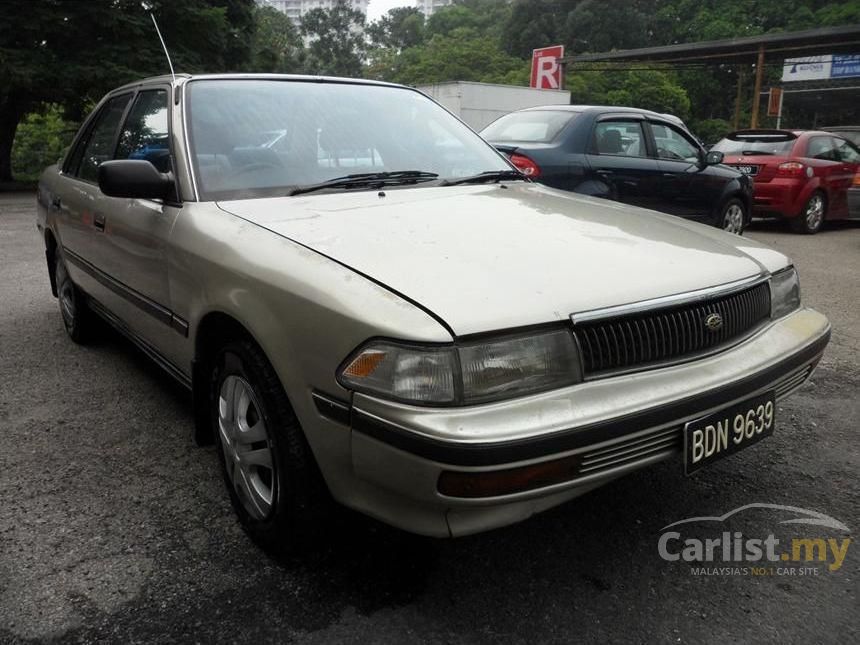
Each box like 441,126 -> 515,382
1,191 -> 858,644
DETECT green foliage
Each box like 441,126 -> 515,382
367,7 -> 425,50
427,0 -> 513,40
689,118 -> 732,146
300,0 -> 367,77
371,30 -> 529,86
248,4 -> 305,73
11,105 -> 75,182
567,67 -> 691,119
0,0 -> 256,181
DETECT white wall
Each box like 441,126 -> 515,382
418,81 -> 571,131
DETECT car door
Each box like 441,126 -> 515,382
806,135 -> 850,217
94,86 -> 185,348
585,116 -> 660,209
53,93 -> 134,308
648,120 -> 720,222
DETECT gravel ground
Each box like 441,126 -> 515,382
1,191 -> 858,644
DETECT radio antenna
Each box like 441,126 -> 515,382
149,11 -> 176,82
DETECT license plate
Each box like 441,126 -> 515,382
734,165 -> 758,175
684,391 -> 775,474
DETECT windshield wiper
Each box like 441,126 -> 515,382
289,171 -> 439,196
440,169 -> 526,186
741,150 -> 774,156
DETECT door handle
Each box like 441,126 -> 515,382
94,213 -> 106,232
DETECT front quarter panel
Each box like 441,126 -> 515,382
166,202 -> 452,499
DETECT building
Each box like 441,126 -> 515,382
414,0 -> 454,16
417,81 -> 570,131
258,0 -> 369,23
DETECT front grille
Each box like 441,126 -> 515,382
569,356 -> 815,482
578,426 -> 683,476
574,281 -> 771,376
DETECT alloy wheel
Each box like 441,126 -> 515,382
217,375 -> 275,520
722,203 -> 745,234
805,194 -> 824,231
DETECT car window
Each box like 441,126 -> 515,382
807,136 -> 839,161
711,135 -> 795,156
650,122 -> 700,163
186,80 -> 510,200
480,110 -> 579,143
74,94 -> 133,182
835,138 -> 860,163
593,120 -> 647,157
115,89 -> 171,173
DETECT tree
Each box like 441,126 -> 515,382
300,0 -> 367,77
249,4 -> 305,73
427,0 -> 513,40
562,0 -> 656,53
367,7 -> 426,51
566,67 -> 691,119
380,29 -> 529,87
0,0 -> 255,182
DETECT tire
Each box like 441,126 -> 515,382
210,339 -> 327,552
54,252 -> 94,343
717,197 -> 746,235
791,191 -> 826,234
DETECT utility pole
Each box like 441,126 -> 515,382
750,45 -> 765,128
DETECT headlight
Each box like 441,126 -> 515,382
770,266 -> 801,319
338,329 -> 582,405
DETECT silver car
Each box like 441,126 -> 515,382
37,74 -> 830,548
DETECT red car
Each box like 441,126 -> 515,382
712,129 -> 860,233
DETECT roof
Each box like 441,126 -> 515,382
113,73 -> 410,92
562,25 -> 860,65
519,104 -> 682,119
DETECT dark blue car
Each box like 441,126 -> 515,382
481,105 -> 752,234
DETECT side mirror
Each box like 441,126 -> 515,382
98,160 -> 173,200
704,150 -> 724,165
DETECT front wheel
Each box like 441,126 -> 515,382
791,192 -> 826,234
718,198 -> 746,235
210,339 -> 327,552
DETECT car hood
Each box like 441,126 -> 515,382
218,183 -> 787,336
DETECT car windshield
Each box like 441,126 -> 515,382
186,79 -> 511,200
712,136 -> 795,156
481,110 -> 578,143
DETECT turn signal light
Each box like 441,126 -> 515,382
438,454 -> 582,498
853,172 -> 860,186
509,153 -> 541,178
777,161 -> 805,177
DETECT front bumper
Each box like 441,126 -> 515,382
331,308 -> 829,537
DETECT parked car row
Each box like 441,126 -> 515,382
480,106 -> 860,235
37,74 -> 831,548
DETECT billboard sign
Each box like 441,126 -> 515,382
531,45 -> 564,90
782,54 -> 860,81
831,54 -> 860,78
767,88 -> 783,117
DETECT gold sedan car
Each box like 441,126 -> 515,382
37,75 -> 830,549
